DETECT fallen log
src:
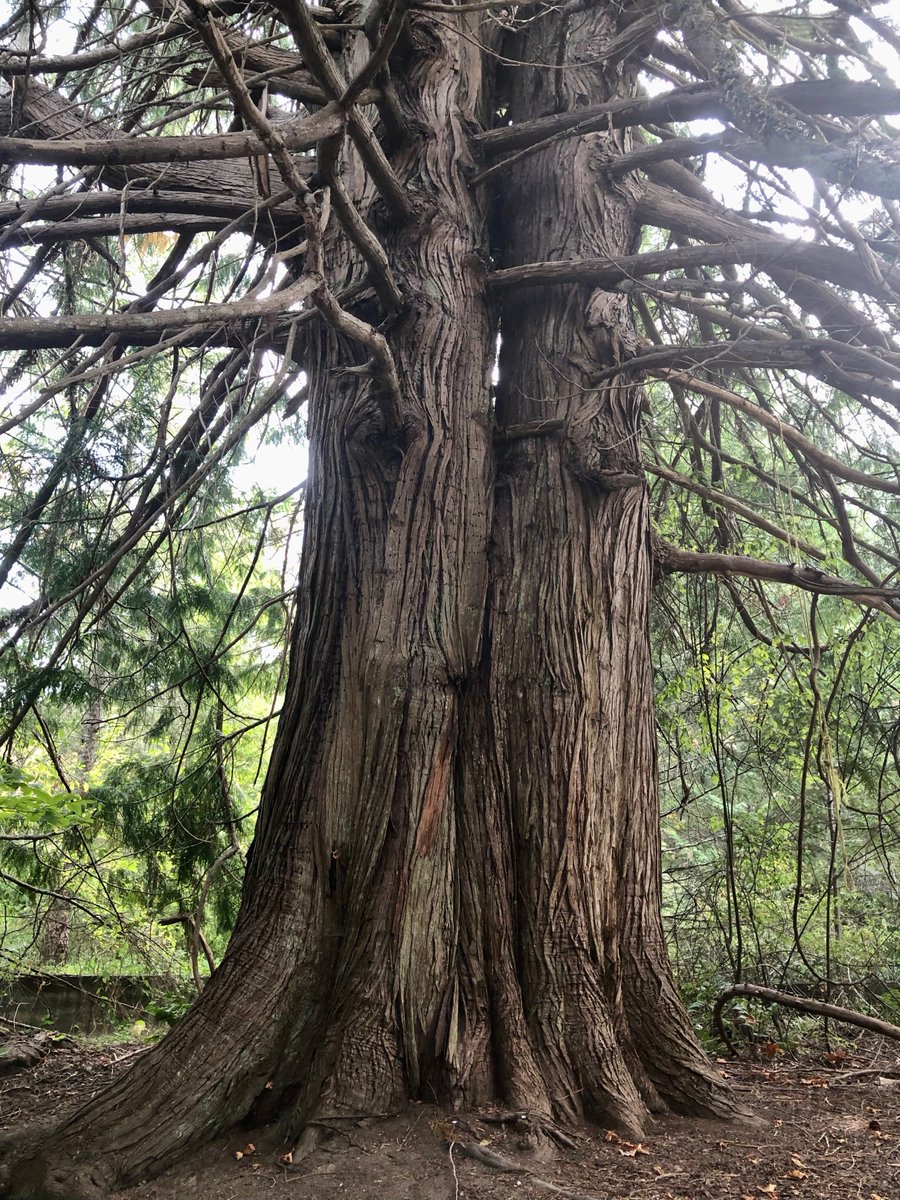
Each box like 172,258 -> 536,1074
0,1030 -> 75,1077
712,982 -> 900,1055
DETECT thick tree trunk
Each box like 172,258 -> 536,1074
0,9 -> 738,1200
481,4 -> 736,1134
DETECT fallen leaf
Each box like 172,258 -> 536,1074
234,1151 -> 243,1161
790,1156 -> 806,1169
762,1042 -> 782,1058
243,1143 -> 256,1155
617,1142 -> 651,1157
786,1170 -> 807,1179
759,1185 -> 779,1197
799,1078 -> 829,1087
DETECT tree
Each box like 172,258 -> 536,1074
0,0 -> 899,1194
0,458 -> 294,984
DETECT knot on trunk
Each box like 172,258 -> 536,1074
564,406 -> 644,491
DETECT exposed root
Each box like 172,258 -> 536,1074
436,1127 -> 607,1200
475,1109 -> 580,1150
0,1032 -> 76,1079
283,1122 -> 328,1165
831,1068 -> 900,1086
0,1143 -> 111,1200
454,1141 -> 524,1174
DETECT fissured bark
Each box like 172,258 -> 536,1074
0,8 -> 738,1199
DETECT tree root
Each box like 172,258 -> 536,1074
830,1068 -> 900,1086
286,1123 -> 327,1163
0,1141 -> 111,1200
445,1136 -> 606,1200
473,1109 -> 580,1149
434,1115 -> 606,1200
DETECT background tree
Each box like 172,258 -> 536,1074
0,459 -> 297,985
0,0 -> 899,1195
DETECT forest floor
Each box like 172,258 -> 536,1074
2,1036 -> 899,1200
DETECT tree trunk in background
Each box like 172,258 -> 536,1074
38,898 -> 69,967
0,9 -> 738,1200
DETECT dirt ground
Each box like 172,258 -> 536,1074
2,1038 -> 899,1200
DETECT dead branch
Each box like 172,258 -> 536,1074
0,104 -> 341,168
712,982 -> 900,1053
0,273 -> 316,350
274,0 -> 412,220
658,543 -> 900,619
474,81 -> 900,157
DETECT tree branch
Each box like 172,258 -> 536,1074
713,983 -> 900,1050
0,273 -> 317,350
0,869 -> 104,923
0,104 -> 342,167
657,541 -> 900,618
491,242 -> 782,291
3,213 -> 233,245
0,187 -> 307,238
608,131 -> 900,205
651,369 -> 900,496
646,462 -> 827,561
273,0 -> 412,220
474,81 -> 900,158
494,202 -> 900,309
637,183 -> 900,308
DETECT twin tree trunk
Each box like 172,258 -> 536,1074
1,8 -> 739,1200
